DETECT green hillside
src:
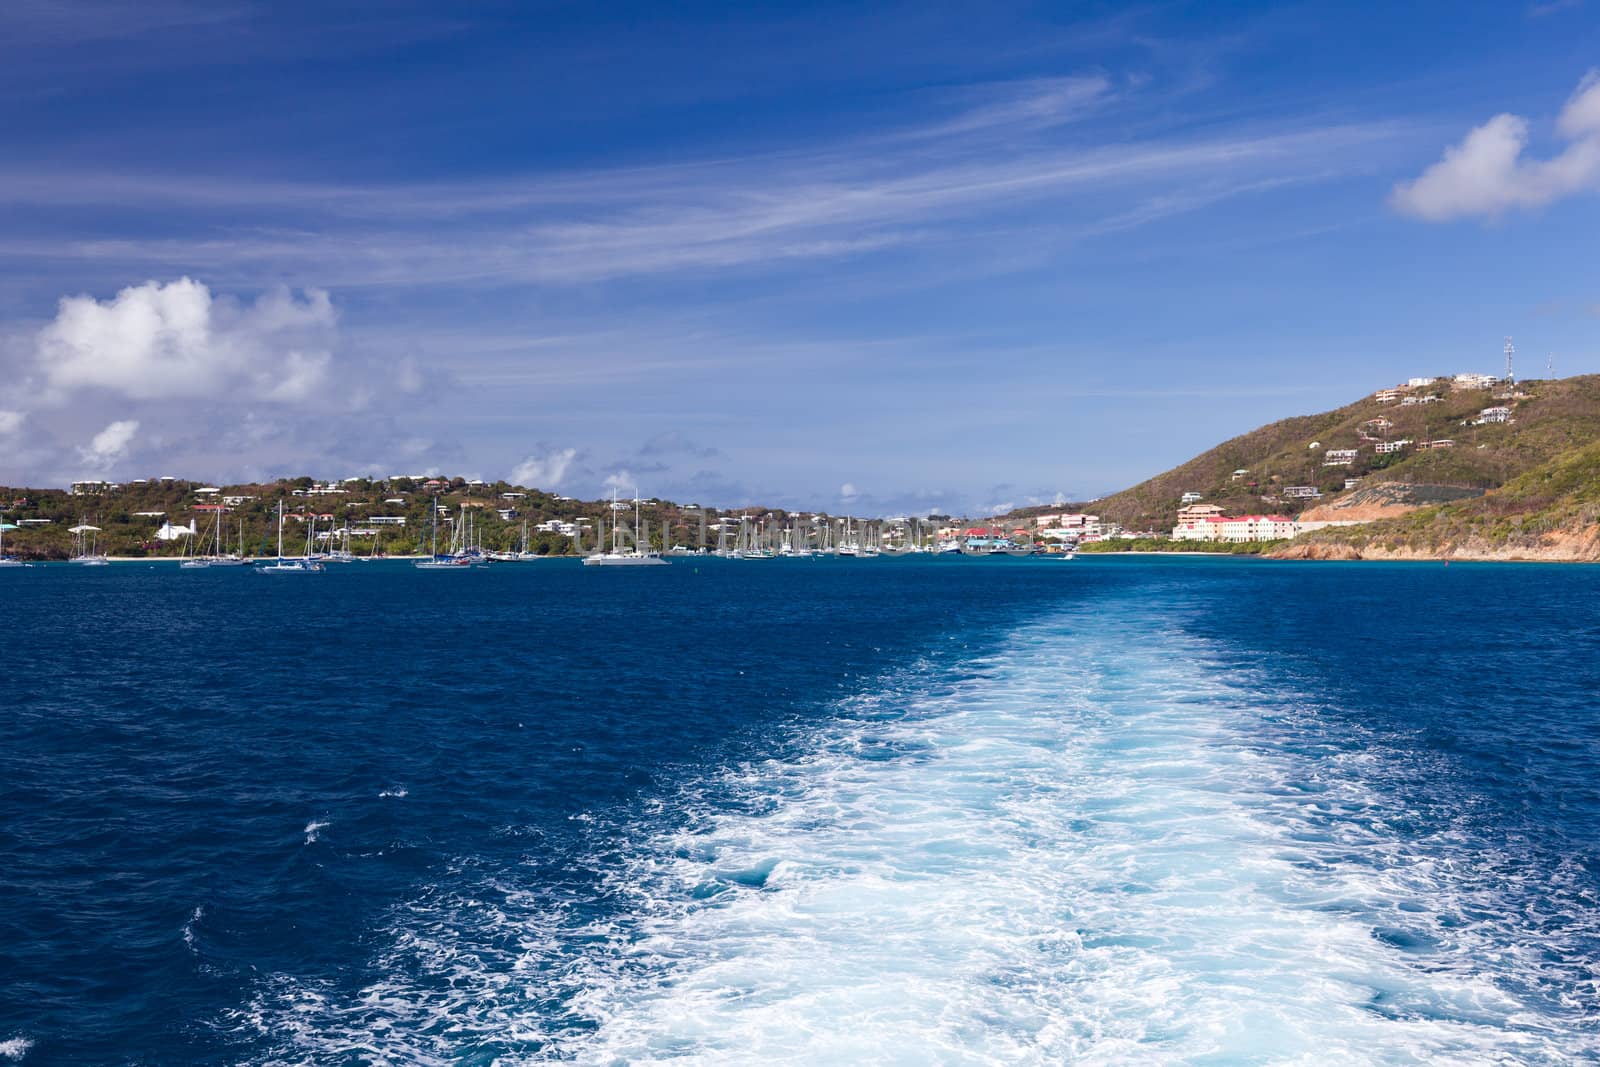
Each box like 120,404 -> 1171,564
1089,374 -> 1600,533
1293,436 -> 1600,560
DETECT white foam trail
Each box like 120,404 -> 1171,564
0,1037 -> 33,1061
303,819 -> 329,844
183,905 -> 204,953
230,606 -> 1600,1064
379,787 -> 408,798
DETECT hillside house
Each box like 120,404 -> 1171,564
1323,449 -> 1358,466
1374,439 -> 1412,454
1180,491 -> 1204,504
1283,486 -> 1322,500
1407,377 -> 1438,387
1374,389 -> 1402,403
1400,394 -> 1441,406
1476,406 -> 1512,425
1455,373 -> 1499,390
1177,503 -> 1226,522
1035,513 -> 1098,531
1230,468 -> 1249,481
1418,439 -> 1455,450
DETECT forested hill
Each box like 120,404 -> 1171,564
1084,374 -> 1600,535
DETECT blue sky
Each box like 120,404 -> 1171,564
2,1 -> 1599,514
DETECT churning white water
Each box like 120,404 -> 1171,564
233,603 -> 1598,1064
558,610 -> 1595,1064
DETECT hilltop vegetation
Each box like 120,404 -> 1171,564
1087,374 -> 1600,538
1286,437 -> 1600,561
0,477 -> 705,560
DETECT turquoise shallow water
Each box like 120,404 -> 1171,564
2,556 -> 1598,1064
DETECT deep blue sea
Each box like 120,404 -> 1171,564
3,556 -> 1599,1065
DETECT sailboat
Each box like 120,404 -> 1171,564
415,495 -> 468,569
488,520 -> 541,562
260,500 -> 325,573
69,521 -> 109,565
323,511 -> 358,563
0,522 -> 27,567
180,511 -> 215,568
584,490 -> 669,566
208,517 -> 251,566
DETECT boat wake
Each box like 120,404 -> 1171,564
226,603 -> 1600,1064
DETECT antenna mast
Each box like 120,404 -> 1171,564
1504,337 -> 1515,386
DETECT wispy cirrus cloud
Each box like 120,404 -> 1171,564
0,75 -> 1404,292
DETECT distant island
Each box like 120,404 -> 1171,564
8,371 -> 1600,563
996,371 -> 1600,562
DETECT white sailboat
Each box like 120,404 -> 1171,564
260,500 -> 324,573
488,520 -> 542,562
584,489 -> 669,566
180,512 -> 214,568
208,518 -> 251,566
0,522 -> 27,567
69,521 -> 109,565
415,495 -> 467,569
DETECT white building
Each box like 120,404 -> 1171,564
1172,514 -> 1298,542
1418,439 -> 1455,450
1407,377 -> 1438,387
368,516 -> 407,526
1374,389 -> 1402,403
1476,406 -> 1512,424
1323,449 -> 1358,466
1283,486 -> 1322,500
156,519 -> 197,541
1455,373 -> 1500,390
1374,439 -> 1412,454
1034,512 -> 1099,531
1180,491 -> 1204,505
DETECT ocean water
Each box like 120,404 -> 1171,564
2,556 -> 1598,1065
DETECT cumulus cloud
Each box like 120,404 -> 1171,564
0,410 -> 23,435
510,446 -> 577,489
1392,72 -> 1600,220
36,277 -> 337,401
838,482 -> 860,502
602,469 -> 638,493
78,418 -> 139,467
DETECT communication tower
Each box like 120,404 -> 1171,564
1504,337 -> 1515,386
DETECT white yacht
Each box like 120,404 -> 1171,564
69,522 -> 109,565
415,495 -> 468,569
584,490 -> 669,567
260,500 -> 325,573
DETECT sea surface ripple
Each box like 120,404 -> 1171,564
1,557 -> 1597,1065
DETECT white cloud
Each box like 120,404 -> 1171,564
36,277 -> 337,400
0,410 -> 22,435
1392,71 -> 1600,220
602,469 -> 638,494
78,418 -> 139,467
510,446 -> 577,489
838,482 -> 860,502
